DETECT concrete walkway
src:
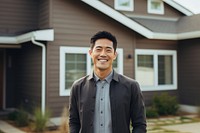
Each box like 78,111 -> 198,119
0,120 -> 25,133
162,122 -> 200,133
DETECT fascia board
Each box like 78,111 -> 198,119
177,31 -> 200,40
163,0 -> 193,16
33,29 -> 54,41
81,0 -> 154,39
0,29 -> 54,44
153,33 -> 178,40
0,37 -> 17,44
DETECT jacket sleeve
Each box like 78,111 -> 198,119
131,81 -> 147,133
69,84 -> 80,133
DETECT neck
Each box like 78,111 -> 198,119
94,68 -> 112,80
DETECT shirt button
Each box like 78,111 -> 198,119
101,124 -> 103,126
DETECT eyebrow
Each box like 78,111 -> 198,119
95,46 -> 113,49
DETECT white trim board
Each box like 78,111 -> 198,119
81,0 -> 199,40
0,29 -> 54,44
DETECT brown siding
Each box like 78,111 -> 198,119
178,39 -> 200,106
101,0 -> 183,18
38,0 -> 50,29
46,0 -> 137,116
136,35 -> 179,105
178,14 -> 200,33
47,0 -> 182,116
0,0 -> 39,36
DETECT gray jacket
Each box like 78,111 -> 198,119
69,71 -> 147,133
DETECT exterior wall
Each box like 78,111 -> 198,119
46,0 -> 183,116
46,0 -> 137,116
14,43 -> 42,112
5,49 -> 18,108
38,0 -> 50,29
0,0 -> 39,36
101,0 -> 183,18
135,35 -> 179,105
178,39 -> 200,106
178,14 -> 200,33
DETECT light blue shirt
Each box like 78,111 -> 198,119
93,71 -> 113,133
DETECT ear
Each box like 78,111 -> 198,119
113,51 -> 118,60
89,49 -> 92,56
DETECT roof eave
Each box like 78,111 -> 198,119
0,29 -> 54,44
81,0 -> 200,40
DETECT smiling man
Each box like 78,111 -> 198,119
69,31 -> 147,133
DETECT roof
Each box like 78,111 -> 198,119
173,0 -> 200,14
81,0 -> 200,40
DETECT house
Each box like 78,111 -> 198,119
1,0 -> 200,123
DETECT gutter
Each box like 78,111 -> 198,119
0,29 -> 54,114
31,37 -> 46,114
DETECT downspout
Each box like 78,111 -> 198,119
31,37 -> 46,114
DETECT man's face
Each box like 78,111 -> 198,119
89,38 -> 117,72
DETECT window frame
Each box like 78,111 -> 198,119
60,46 -> 123,96
114,0 -> 134,11
148,0 -> 164,14
135,49 -> 177,91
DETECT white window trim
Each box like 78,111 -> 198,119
59,47 -> 91,96
135,49 -> 177,91
59,46 -> 123,96
148,0 -> 164,15
114,0 -> 134,11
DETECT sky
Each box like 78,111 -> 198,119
173,0 -> 200,14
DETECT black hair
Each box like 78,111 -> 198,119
90,31 -> 117,52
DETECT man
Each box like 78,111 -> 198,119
69,31 -> 147,133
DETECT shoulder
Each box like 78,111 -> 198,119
72,75 -> 90,88
117,73 -> 138,85
116,73 -> 141,92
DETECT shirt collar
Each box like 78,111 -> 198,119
93,70 -> 113,84
88,69 -> 119,82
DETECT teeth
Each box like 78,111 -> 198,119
99,59 -> 107,62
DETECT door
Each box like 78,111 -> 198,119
0,49 -> 4,109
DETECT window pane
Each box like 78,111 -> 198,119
151,1 -> 161,10
118,0 -> 131,6
137,55 -> 154,86
158,55 -> 173,85
65,53 -> 86,90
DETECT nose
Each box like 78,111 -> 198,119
100,49 -> 107,56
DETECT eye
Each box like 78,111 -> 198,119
106,49 -> 112,53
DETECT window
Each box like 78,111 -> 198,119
115,0 -> 134,11
135,49 -> 177,91
60,46 -> 123,96
148,0 -> 164,14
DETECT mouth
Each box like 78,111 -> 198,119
98,59 -> 108,62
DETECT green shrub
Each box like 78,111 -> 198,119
7,111 -> 18,121
153,93 -> 179,116
15,108 -> 29,127
146,107 -> 159,118
33,108 -> 50,132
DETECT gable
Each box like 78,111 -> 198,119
81,0 -> 200,40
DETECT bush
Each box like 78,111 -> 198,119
7,111 -> 18,121
33,108 -> 50,132
146,107 -> 159,118
59,106 -> 69,133
15,108 -> 29,127
153,93 -> 179,116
